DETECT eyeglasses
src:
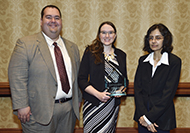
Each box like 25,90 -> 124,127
149,35 -> 164,41
45,15 -> 61,20
100,31 -> 115,36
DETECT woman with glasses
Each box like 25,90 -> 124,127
134,23 -> 181,133
78,21 -> 129,133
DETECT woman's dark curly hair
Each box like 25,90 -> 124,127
87,21 -> 117,64
143,23 -> 173,53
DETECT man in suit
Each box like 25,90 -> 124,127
8,5 -> 82,133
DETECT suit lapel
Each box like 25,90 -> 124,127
36,32 -> 57,81
144,61 -> 152,78
153,64 -> 169,80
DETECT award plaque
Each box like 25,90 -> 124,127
106,77 -> 127,97
104,59 -> 127,97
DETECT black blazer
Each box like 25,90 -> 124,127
78,47 -> 129,106
133,53 -> 181,130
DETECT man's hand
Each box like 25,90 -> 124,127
18,106 -> 32,123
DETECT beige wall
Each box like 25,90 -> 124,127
0,0 -> 190,128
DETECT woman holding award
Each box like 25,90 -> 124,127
78,21 -> 128,133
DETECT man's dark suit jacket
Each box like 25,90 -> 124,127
78,47 -> 129,106
134,53 -> 181,130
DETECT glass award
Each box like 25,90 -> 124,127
105,77 -> 127,96
105,60 -> 127,97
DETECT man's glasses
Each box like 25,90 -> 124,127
45,15 -> 61,20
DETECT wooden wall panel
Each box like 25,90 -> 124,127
1,82 -> 190,96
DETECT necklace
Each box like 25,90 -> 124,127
153,51 -> 162,61
104,52 -> 115,61
153,58 -> 161,61
103,48 -> 115,61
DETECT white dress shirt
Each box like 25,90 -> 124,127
42,32 -> 72,99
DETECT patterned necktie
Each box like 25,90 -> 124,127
53,42 -> 70,94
